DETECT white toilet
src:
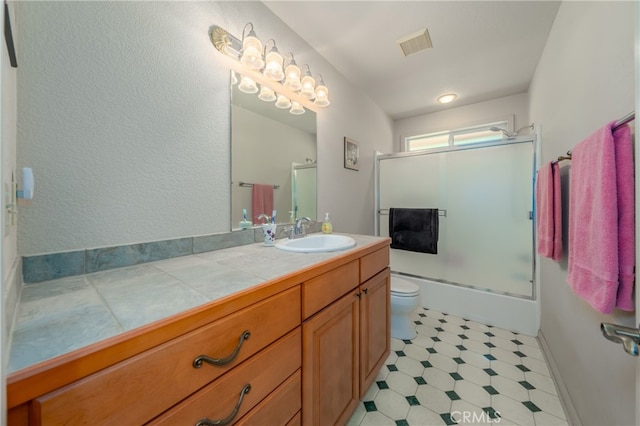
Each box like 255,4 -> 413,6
390,276 -> 421,340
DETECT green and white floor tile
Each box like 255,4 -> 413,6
347,307 -> 568,426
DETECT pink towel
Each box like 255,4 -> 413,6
613,124 -> 635,311
536,162 -> 562,261
251,184 -> 274,224
567,121 -> 635,314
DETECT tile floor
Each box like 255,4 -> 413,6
347,307 -> 568,426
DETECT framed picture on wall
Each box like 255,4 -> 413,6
344,137 -> 359,171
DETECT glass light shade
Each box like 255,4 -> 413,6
263,51 -> 284,81
258,85 -> 276,102
300,75 -> 316,99
290,101 -> 305,115
314,85 -> 330,107
275,94 -> 291,109
240,36 -> 265,70
238,76 -> 258,94
230,71 -> 238,86
283,64 -> 302,91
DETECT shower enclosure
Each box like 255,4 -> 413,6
291,162 -> 317,221
376,137 -> 536,299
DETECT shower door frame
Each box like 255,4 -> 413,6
374,135 -> 538,300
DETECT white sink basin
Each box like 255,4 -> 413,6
275,234 -> 357,253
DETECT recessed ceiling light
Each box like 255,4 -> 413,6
437,93 -> 457,104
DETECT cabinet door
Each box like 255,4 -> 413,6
359,268 -> 390,398
302,290 -> 359,426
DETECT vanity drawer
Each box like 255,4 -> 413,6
149,329 -> 301,425
360,247 -> 390,283
302,260 -> 359,319
235,369 -> 300,425
33,287 -> 301,426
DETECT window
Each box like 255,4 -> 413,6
404,121 -> 510,152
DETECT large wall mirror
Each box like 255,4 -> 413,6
231,73 -> 317,230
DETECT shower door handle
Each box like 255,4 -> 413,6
601,322 -> 640,356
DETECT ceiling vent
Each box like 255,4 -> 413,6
396,28 -> 433,57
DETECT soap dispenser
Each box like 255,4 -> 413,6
322,212 -> 333,234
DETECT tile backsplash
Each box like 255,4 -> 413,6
22,222 -> 322,284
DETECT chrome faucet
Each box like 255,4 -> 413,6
290,217 -> 311,239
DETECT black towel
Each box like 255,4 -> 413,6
389,208 -> 439,254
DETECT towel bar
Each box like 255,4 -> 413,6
237,181 -> 280,189
378,209 -> 446,217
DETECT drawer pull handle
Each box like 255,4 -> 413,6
193,330 -> 251,368
195,383 -> 251,426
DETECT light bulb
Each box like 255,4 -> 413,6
314,85 -> 330,107
275,94 -> 291,109
240,35 -> 265,70
283,64 -> 302,91
300,75 -> 316,99
263,50 -> 284,81
238,76 -> 258,94
290,101 -> 305,115
258,85 -> 276,102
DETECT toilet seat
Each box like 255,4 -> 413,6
391,278 -> 420,297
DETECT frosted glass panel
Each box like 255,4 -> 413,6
443,144 -> 533,296
379,154 -> 442,208
378,141 -> 533,298
293,166 -> 316,220
379,154 -> 445,279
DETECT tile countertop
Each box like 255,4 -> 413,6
8,234 -> 387,374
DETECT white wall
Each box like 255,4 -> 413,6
529,2 -> 636,425
15,1 -> 393,256
316,73 -> 394,235
394,92 -> 529,152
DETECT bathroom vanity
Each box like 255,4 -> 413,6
7,234 -> 390,426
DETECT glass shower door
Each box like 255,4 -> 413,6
443,142 -> 533,297
379,153 -> 446,280
378,139 -> 534,299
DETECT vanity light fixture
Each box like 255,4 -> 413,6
240,23 -> 265,70
263,39 -> 285,81
275,94 -> 292,109
258,85 -> 277,102
290,101 -> 305,115
238,75 -> 258,94
299,65 -> 316,100
314,74 -> 330,107
283,53 -> 302,91
209,24 -> 330,113
437,93 -> 457,104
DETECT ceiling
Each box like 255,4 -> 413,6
264,1 -> 561,120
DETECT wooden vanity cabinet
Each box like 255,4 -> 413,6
7,238 -> 390,426
302,248 -> 390,426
